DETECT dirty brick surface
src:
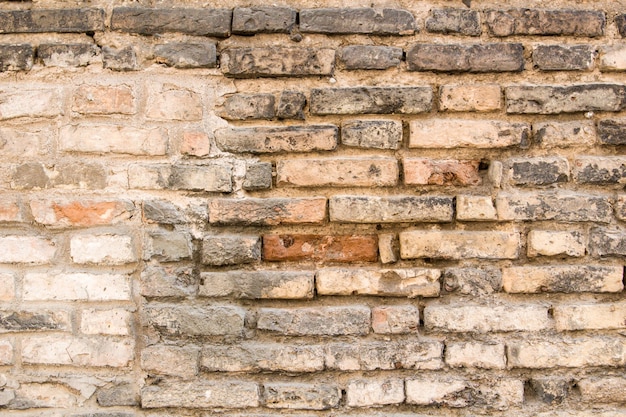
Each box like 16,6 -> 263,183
0,1 -> 626,416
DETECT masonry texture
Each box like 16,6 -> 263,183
0,0 -> 626,416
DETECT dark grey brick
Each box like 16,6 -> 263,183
506,84 -> 626,114
0,310 -> 69,332
221,47 -> 334,77
38,44 -> 100,67
573,156 -> 626,184
143,200 -> 185,224
505,157 -> 570,185
310,86 -> 432,115
590,228 -> 626,256
617,14 -> 626,37
598,119 -> 626,145
0,44 -> 33,71
111,7 -> 232,37
220,94 -> 275,120
407,43 -> 523,72
215,125 -> 337,153
339,46 -> 402,70
144,304 -> 246,336
300,8 -> 417,35
0,9 -> 105,33
529,378 -> 571,405
486,9 -> 605,37
426,8 -> 481,36
232,7 -> 296,34
443,268 -> 502,296
154,43 -> 216,68
201,235 -> 261,266
496,192 -> 612,223
533,44 -> 595,71
244,162 -> 272,191
277,91 -> 306,119
102,46 -> 137,71
96,382 -> 138,407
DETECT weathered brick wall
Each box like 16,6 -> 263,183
0,0 -> 625,416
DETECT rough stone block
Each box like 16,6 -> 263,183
554,303 -> 626,331
141,345 -> 199,378
456,195 -> 498,221
102,46 -> 137,71
443,267 -> 502,295
579,377 -> 626,403
598,119 -> 626,145
504,157 -> 569,185
573,156 -> 626,184
146,84 -> 202,121
590,227 -> 626,256
143,231 -> 192,262
277,91 -> 306,119
209,197 -> 326,226
600,45 -> 626,71
22,335 -> 133,367
445,342 -> 506,369
0,310 -> 70,333
0,87 -> 63,120
243,162 -> 272,190
128,163 -> 232,192
72,84 -> 135,115
140,265 -> 196,298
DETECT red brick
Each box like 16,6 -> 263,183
263,234 -> 378,262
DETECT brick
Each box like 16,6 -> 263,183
11,162 -> 107,191
220,94 -> 275,120
11,383 -> 77,409
346,379 -> 404,407
506,84 -> 626,114
507,337 -> 626,368
0,274 -> 14,301
502,265 -> 623,293
38,43 -> 99,67
0,127 -> 47,158
573,156 -> 626,184
443,267 -> 502,295
600,45 -> 626,71
310,86 -> 432,115
341,120 -> 402,150
141,345 -> 199,378
0,9 -> 105,33
24,272 -> 130,301
599,119 -> 626,145
70,234 -> 135,265
201,235 -> 260,266
456,195 -> 497,222
60,125 -> 167,155
144,305 -> 245,337
0,236 -> 56,264
263,234 -> 378,262
129,163 -> 232,192
530,378 -> 571,405
554,303 -> 626,331
142,200 -> 185,224
579,377 -> 626,403
72,84 -> 135,115
277,157 -> 398,187
96,382 -> 138,407
372,305 -> 420,334
243,162 -> 272,190
486,9 -> 605,37
378,233 -> 399,264
445,342 -> 506,369
277,91 -> 306,119
215,125 -> 337,153
144,231 -> 192,262
590,227 -> 626,256
326,340 -> 443,370
257,306 -> 370,336
316,268 -> 440,297
200,271 -> 314,299
22,335 -> 133,367
300,8 -> 417,35
0,201 -> 22,223
330,195 -> 453,223
406,378 -> 523,410
533,44 -> 595,71
425,304 -> 551,333
180,131 -> 210,157
504,157 -> 569,185
617,194 -> 626,221
426,8 -> 481,36
0,310 -> 69,333
407,43 -> 523,72
496,192 -> 612,223
154,43 -> 216,69
232,7 -> 296,34
0,339 -> 12,365
141,380 -> 259,409
0,44 -> 33,71
81,309 -> 131,336
534,121 -> 596,148
30,199 -> 134,228
528,230 -> 585,257
439,84 -> 501,112
404,158 -> 481,186
201,343 -> 324,372
146,85 -> 202,121
409,119 -> 529,148
400,230 -> 520,260
618,14 -> 626,37
0,87 -> 63,120
140,265 -> 196,298
339,46 -> 402,70
221,48 -> 335,77
111,8 -> 231,36
102,46 -> 137,71
264,383 -> 340,410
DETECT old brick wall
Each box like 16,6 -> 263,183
0,0 -> 625,416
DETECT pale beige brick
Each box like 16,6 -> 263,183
23,272 -> 130,301
445,342 -> 506,369
59,125 -> 167,155
0,87 -> 63,120
146,84 -> 202,121
400,230 -> 520,260
527,230 -> 585,257
180,131 -> 210,157
554,303 -> 626,330
14,383 -> 77,409
141,380 -> 259,409
72,84 -> 135,114
141,345 -> 199,378
22,335 -> 134,367
578,377 -> 626,403
600,45 -> 626,71
0,273 -> 14,301
70,234 -> 136,265
534,121 -> 596,148
0,339 -> 13,364
0,236 -> 56,264
372,305 -> 420,334
409,119 -> 529,148
346,379 -> 404,407
378,233 -> 398,264
439,84 -> 502,112
456,195 -> 497,221
502,265 -> 623,293
316,268 -> 440,297
264,383 -> 340,410
403,158 -> 481,186
80,308 -> 131,335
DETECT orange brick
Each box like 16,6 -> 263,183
0,201 -> 22,222
404,158 -> 481,185
181,131 -> 210,157
30,200 -> 135,227
72,85 -> 135,115
263,234 -> 378,262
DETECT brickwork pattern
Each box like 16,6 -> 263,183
0,1 -> 626,416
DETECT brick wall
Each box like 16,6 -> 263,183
0,0 -> 625,416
